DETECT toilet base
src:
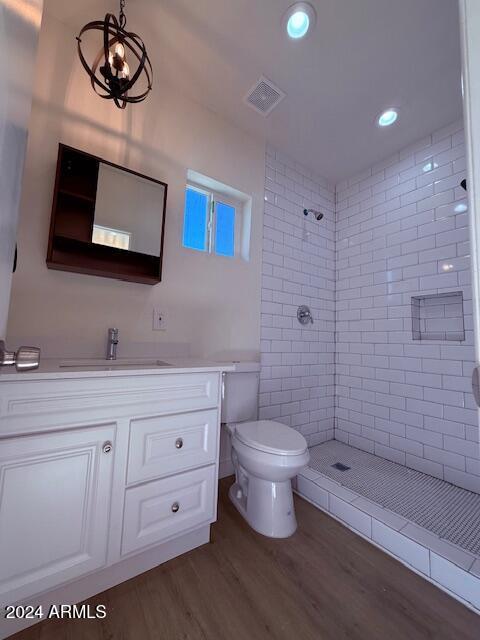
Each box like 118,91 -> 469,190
228,476 -> 297,538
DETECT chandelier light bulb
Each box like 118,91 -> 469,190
114,42 -> 125,59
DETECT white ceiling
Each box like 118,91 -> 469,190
45,0 -> 463,183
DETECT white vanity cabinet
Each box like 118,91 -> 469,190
0,365 -> 226,633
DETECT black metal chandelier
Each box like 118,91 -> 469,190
76,0 -> 152,109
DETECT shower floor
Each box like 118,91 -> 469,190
308,440 -> 480,556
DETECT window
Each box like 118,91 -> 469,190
183,187 -> 209,252
215,201 -> 235,257
183,185 -> 237,258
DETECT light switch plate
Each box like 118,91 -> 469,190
153,308 -> 166,331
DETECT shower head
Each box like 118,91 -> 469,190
303,208 -> 324,221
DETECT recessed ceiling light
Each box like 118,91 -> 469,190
288,11 -> 309,38
455,203 -> 468,213
377,109 -> 399,127
284,3 -> 316,39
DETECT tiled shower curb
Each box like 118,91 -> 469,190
294,467 -> 480,614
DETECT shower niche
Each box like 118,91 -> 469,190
411,291 -> 465,342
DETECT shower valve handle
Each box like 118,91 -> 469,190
297,305 -> 313,325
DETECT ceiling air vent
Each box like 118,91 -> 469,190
244,76 -> 286,116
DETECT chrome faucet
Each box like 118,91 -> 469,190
106,328 -> 119,360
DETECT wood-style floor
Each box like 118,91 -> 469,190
12,478 -> 479,640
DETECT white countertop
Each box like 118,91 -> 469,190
0,357 -> 236,382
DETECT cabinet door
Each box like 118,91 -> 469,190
0,424 -> 115,604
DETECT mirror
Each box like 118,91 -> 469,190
47,145 -> 168,284
93,164 -> 165,256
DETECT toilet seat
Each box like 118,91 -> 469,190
234,420 -> 307,456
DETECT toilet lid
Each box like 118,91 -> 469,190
235,420 -> 307,456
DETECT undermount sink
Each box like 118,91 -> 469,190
59,358 -> 172,368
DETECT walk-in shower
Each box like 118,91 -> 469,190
261,118 -> 480,612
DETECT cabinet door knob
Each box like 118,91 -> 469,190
102,441 -> 113,454
171,502 -> 180,513
175,437 -> 183,449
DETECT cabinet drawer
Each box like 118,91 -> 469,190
0,372 -> 220,434
127,409 -> 218,484
122,466 -> 216,556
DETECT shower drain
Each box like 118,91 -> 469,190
331,462 -> 351,472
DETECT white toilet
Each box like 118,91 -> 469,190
222,362 -> 310,538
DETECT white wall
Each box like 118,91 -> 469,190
259,146 -> 336,447
336,120 -> 479,493
0,0 -> 43,337
6,11 -> 264,360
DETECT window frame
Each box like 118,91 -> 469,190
184,183 -> 240,258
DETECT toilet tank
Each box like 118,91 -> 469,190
221,362 -> 261,424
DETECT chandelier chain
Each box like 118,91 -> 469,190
119,0 -> 126,28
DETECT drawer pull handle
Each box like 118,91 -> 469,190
102,441 -> 113,454
175,437 -> 183,449
171,502 -> 180,513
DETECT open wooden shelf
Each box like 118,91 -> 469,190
48,236 -> 161,284
58,188 -> 96,204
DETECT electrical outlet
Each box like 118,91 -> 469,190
153,308 -> 166,331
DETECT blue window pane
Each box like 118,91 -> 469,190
215,202 -> 235,257
183,188 -> 208,251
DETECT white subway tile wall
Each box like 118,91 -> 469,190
260,147 -> 336,445
261,120 -> 479,492
336,120 -> 479,492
